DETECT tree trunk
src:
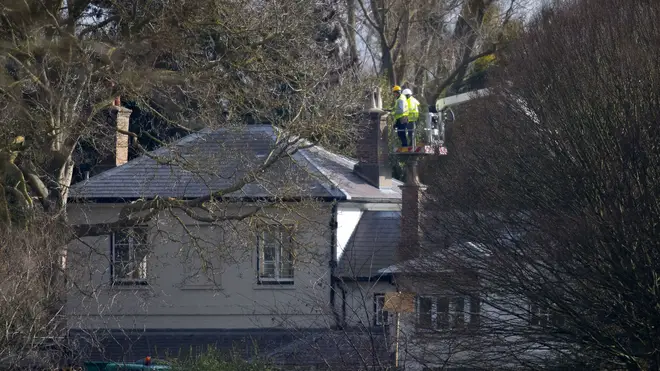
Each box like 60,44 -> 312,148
448,0 -> 493,94
346,0 -> 359,64
393,5 -> 412,86
381,34 -> 396,84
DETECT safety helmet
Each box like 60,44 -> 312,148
402,88 -> 412,96
392,85 -> 401,92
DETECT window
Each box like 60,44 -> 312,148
417,295 -> 481,330
437,297 -> 450,328
530,304 -> 548,326
257,228 -> 294,284
470,296 -> 481,328
374,294 -> 390,326
418,296 -> 435,329
111,228 -> 148,284
453,297 -> 465,328
530,303 -> 563,326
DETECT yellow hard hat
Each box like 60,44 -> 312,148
392,85 -> 401,92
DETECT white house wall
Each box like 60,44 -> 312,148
66,203 -> 335,330
335,206 -> 362,261
394,292 -> 557,370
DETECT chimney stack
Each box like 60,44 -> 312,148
397,158 -> 426,262
353,87 -> 392,189
109,97 -> 132,167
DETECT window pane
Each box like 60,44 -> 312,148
260,262 -> 277,278
453,297 -> 465,328
530,304 -> 540,326
437,297 -> 450,329
115,231 -> 130,245
418,297 -> 433,328
469,296 -> 481,328
551,310 -> 564,326
280,262 -> 294,279
375,295 -> 388,326
259,231 -> 276,278
113,229 -> 147,282
280,242 -> 294,279
263,233 -> 276,262
540,307 -> 549,326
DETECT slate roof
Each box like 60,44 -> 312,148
337,211 -> 401,279
70,125 -> 402,202
68,328 -> 391,369
299,146 -> 402,202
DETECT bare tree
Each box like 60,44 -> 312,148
0,0 -> 367,239
354,0 -> 525,105
412,0 -> 660,369
0,221 -> 73,370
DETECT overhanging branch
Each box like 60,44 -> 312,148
70,139 -> 295,239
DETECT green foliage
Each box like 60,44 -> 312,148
168,347 -> 275,371
473,54 -> 496,74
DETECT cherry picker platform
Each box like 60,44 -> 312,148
391,88 -> 489,157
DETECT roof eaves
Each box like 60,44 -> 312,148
347,195 -> 402,204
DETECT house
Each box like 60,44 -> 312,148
65,107 -> 408,369
375,248 -> 568,370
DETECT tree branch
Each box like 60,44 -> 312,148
429,47 -> 498,104
70,138 -> 297,239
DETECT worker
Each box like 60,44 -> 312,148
402,88 -> 419,146
391,85 -> 409,146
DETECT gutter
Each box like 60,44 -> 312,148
345,197 -> 403,204
337,274 -> 393,283
68,195 -> 344,204
329,202 -> 343,329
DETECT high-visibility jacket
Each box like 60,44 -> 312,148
393,95 -> 409,120
407,96 -> 420,122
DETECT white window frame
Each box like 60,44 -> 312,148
257,228 -> 294,284
416,295 -> 480,329
111,228 -> 148,284
374,294 -> 389,326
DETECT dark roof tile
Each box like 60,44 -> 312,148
70,125 -> 402,202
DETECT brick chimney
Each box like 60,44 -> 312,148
107,97 -> 132,167
353,87 -> 392,189
397,158 -> 426,262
